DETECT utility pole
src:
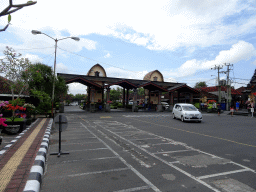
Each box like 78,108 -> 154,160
223,63 -> 233,110
211,65 -> 223,104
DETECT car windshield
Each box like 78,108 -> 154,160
182,106 -> 197,111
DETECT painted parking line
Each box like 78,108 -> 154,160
107,121 -> 256,173
95,120 -> 256,192
65,148 -> 109,152
113,185 -> 151,192
95,121 -> 221,192
130,137 -> 160,141
80,121 -> 161,192
133,118 -> 256,148
152,149 -> 191,154
123,115 -> 170,118
68,168 -> 130,177
197,169 -> 251,180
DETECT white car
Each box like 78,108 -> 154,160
172,103 -> 202,123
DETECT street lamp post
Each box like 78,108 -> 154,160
31,30 -> 80,117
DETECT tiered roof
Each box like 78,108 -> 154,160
197,86 -> 241,95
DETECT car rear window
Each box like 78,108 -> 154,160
182,106 -> 197,111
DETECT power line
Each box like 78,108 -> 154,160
42,52 -> 55,60
15,46 -> 54,51
232,77 -> 250,81
45,54 -> 54,65
232,82 -> 248,85
57,46 -> 177,83
57,46 -> 143,75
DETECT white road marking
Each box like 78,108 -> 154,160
197,169 -> 251,180
113,185 -> 151,192
130,137 -> 160,141
93,120 -> 256,191
81,123 -> 161,192
153,150 -> 191,154
95,121 -> 221,192
68,168 -> 130,177
151,143 -> 175,146
61,141 -> 101,145
113,131 -> 145,134
65,148 -> 108,152
123,115 -> 170,118
169,161 -> 180,164
116,121 -> 256,173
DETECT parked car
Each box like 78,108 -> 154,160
161,102 -> 169,110
172,103 -> 202,123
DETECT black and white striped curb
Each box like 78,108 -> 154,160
23,118 -> 53,192
0,119 -> 39,157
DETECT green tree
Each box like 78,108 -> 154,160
30,89 -> 51,116
24,63 -> 68,105
0,46 -> 31,101
110,88 -> 121,101
137,87 -> 145,96
73,94 -> 87,101
55,75 -> 69,103
24,63 -> 52,94
194,81 -> 207,88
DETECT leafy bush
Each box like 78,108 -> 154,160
112,101 -> 119,107
208,104 -> 213,109
110,105 -> 117,109
194,103 -> 200,109
117,103 -> 123,108
30,89 -> 51,116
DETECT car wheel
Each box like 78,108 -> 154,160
172,113 -> 176,119
198,121 -> 202,123
181,116 -> 184,122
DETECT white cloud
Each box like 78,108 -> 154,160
167,41 -> 256,78
104,53 -> 111,58
1,0 -> 254,51
68,83 -> 87,95
0,26 -> 97,57
253,60 -> 256,65
24,54 -> 43,63
56,63 -> 69,73
105,67 -> 148,80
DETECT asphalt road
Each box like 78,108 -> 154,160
41,106 -> 256,192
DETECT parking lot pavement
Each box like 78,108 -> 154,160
41,111 -> 256,192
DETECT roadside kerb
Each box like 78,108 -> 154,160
23,118 -> 53,192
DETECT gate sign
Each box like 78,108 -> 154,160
54,114 -> 68,131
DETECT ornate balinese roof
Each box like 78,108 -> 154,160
197,86 -> 242,95
87,63 -> 107,77
143,70 -> 164,82
168,84 -> 199,93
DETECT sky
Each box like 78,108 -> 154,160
1,0 -> 256,95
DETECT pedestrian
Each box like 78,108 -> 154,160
236,101 -> 240,112
217,103 -> 221,116
230,105 -> 234,117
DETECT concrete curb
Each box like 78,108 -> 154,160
23,118 -> 53,192
0,119 -> 39,157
